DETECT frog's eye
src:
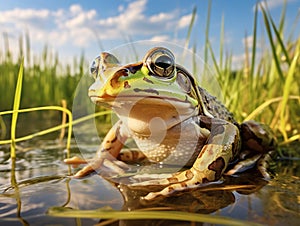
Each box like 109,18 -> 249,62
144,47 -> 175,78
176,72 -> 191,93
90,55 -> 101,79
90,53 -> 120,79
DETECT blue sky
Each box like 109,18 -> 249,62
0,0 -> 299,68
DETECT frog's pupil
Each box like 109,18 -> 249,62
155,55 -> 171,69
90,62 -> 95,73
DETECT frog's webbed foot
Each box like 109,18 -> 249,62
64,154 -> 130,178
225,150 -> 276,180
129,168 -> 210,201
225,154 -> 261,176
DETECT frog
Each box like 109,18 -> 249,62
64,47 -> 276,201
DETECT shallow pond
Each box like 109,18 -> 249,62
0,137 -> 299,226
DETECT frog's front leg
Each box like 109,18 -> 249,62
130,117 -> 240,201
64,120 -> 130,178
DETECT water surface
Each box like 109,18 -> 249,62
0,138 -> 299,225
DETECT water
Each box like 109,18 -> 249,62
0,138 -> 299,226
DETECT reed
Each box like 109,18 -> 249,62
10,59 -> 24,158
0,1 -> 299,153
0,36 -> 86,111
205,2 -> 300,145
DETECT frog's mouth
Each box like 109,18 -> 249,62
91,93 -> 198,135
89,93 -> 194,111
88,81 -> 198,107
90,91 -> 197,116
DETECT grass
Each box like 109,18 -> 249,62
47,206 -> 262,226
0,1 -> 299,151
205,2 -> 300,146
0,33 -> 87,111
10,58 -> 24,158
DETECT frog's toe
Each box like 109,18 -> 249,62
141,177 -> 202,201
73,165 -> 96,178
72,158 -> 130,178
103,158 -> 130,175
64,156 -> 88,168
129,177 -> 170,187
130,169 -> 197,189
72,158 -> 104,178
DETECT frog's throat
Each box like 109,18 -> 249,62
113,100 -> 198,136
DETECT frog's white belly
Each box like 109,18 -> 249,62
131,118 -> 208,166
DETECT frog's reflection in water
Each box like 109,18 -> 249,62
97,170 -> 268,226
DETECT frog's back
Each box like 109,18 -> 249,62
198,87 -> 237,124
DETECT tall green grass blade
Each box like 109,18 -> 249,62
244,31 -> 250,74
0,116 -> 6,139
267,4 -> 291,65
278,0 -> 287,35
184,6 -> 197,50
0,109 -> 110,145
203,0 -> 212,73
3,32 -> 12,61
208,41 -> 221,77
48,207 -> 263,226
244,96 -> 299,122
10,59 -> 24,158
259,4 -> 285,82
25,31 -> 31,65
219,13 -> 225,69
250,3 -> 258,78
192,43 -> 197,76
280,51 -> 299,140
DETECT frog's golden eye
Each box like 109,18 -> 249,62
144,47 -> 175,78
90,55 -> 101,79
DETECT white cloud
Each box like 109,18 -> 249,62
254,0 -> 297,11
149,35 -> 170,42
0,0 -> 194,63
118,5 -> 125,12
0,8 -> 50,21
242,35 -> 255,49
231,49 -> 264,71
242,35 -> 264,50
231,52 -> 245,68
149,12 -> 175,23
70,4 -> 82,14
178,13 -> 194,29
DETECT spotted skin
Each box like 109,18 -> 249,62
64,47 -> 277,201
67,121 -> 129,178
130,117 -> 240,200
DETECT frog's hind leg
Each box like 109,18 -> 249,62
225,151 -> 276,179
225,154 -> 261,176
240,120 -> 277,154
227,120 -> 277,179
117,149 -> 149,164
130,118 -> 240,201
133,143 -> 236,201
